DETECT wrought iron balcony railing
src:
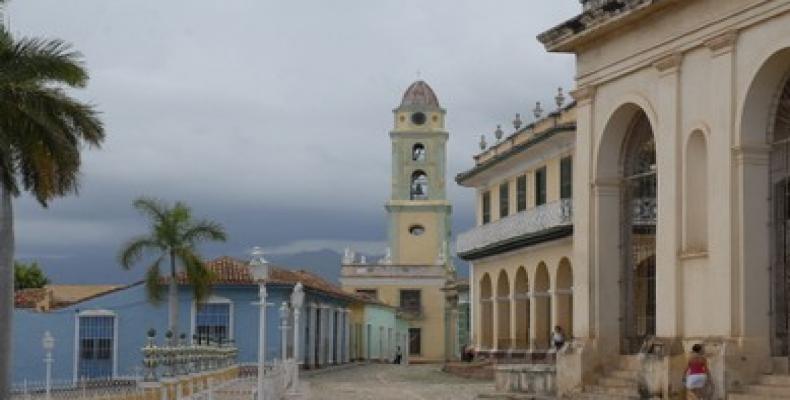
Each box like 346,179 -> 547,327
457,199 -> 573,256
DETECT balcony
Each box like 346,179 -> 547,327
456,199 -> 573,259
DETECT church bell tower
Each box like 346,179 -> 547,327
387,80 -> 452,267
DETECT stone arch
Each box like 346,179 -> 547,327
683,129 -> 709,253
594,101 -> 658,355
514,266 -> 530,350
410,170 -> 429,200
479,273 -> 493,349
739,47 -> 790,356
412,143 -> 426,162
555,258 -> 573,340
496,270 -> 511,350
534,262 -> 551,350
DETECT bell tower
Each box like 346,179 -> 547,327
387,80 -> 452,267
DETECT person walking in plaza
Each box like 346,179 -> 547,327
393,346 -> 402,364
685,344 -> 711,399
552,326 -> 566,351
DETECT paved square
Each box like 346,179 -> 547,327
303,364 -> 493,400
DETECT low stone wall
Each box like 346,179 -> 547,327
443,361 -> 495,380
493,364 -> 556,396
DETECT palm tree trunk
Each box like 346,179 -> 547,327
168,250 -> 178,337
0,184 -> 15,398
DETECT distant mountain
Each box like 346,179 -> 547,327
29,247 -> 468,286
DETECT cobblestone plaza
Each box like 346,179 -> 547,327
303,364 -> 492,400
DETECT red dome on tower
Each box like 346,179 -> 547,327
399,80 -> 441,109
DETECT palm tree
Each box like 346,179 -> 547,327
0,6 -> 105,396
119,197 -> 227,337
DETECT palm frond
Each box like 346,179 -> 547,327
144,257 -> 165,304
1,34 -> 87,88
133,197 -> 168,225
183,219 -> 227,245
178,248 -> 214,303
118,235 -> 161,270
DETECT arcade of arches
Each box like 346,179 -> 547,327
476,257 -> 573,353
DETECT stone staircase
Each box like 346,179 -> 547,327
729,358 -> 790,400
574,356 -> 642,400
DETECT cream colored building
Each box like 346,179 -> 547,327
519,0 -> 790,398
456,104 -> 576,362
340,81 -> 454,362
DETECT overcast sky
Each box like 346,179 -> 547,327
5,0 -> 578,283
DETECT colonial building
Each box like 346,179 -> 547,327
340,80 -> 455,362
526,0 -> 790,398
11,256 -> 375,385
456,102 -> 576,362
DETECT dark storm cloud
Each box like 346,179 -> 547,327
6,0 -> 578,282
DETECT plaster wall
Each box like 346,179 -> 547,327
11,283 -> 350,384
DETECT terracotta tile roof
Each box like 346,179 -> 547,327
49,285 -> 124,306
170,256 -> 377,304
15,284 -> 128,311
14,288 -> 49,309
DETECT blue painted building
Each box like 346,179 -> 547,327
11,256 -> 361,384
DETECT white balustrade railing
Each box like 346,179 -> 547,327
456,199 -> 573,255
141,330 -> 239,383
10,375 -> 142,399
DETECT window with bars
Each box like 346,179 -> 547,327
399,290 -> 421,312
482,191 -> 491,224
561,156 -> 572,199
499,182 -> 510,218
196,303 -> 231,343
77,315 -> 114,379
517,175 -> 527,212
535,167 -> 547,206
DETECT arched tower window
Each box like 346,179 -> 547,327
412,143 -> 426,162
410,170 -> 429,200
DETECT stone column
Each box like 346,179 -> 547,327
344,309 -> 351,363
653,52 -> 683,338
569,85 -> 595,343
379,326 -> 385,362
317,304 -> 326,367
509,294 -> 518,352
528,292 -> 538,352
309,303 -> 317,368
335,308 -> 345,364
327,306 -> 336,365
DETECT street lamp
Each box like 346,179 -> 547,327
290,282 -> 305,394
42,331 -> 54,400
249,246 -> 270,400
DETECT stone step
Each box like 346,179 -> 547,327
573,391 -> 640,400
760,374 -> 790,387
477,393 -> 554,400
729,393 -> 790,400
597,376 -> 638,388
583,384 -> 640,398
744,383 -> 790,397
608,369 -> 640,380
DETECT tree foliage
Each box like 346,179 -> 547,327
0,22 -> 105,206
13,261 -> 48,290
118,197 -> 227,304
